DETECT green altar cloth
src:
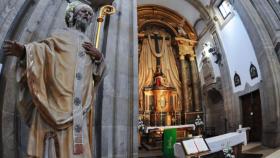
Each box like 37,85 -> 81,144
163,128 -> 177,158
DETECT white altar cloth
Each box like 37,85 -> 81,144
206,131 -> 247,153
174,130 -> 247,158
145,124 -> 195,133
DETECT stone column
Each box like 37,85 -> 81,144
180,55 -> 189,123
176,37 -> 200,124
176,37 -> 192,113
98,0 -> 138,157
189,55 -> 201,112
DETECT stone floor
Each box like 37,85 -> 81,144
139,149 -> 162,158
242,142 -> 280,158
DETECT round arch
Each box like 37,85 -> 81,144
137,4 -> 198,41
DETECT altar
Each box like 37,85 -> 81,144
145,124 -> 195,142
143,86 -> 178,126
138,27 -> 204,152
141,124 -> 196,151
174,129 -> 248,158
141,65 -> 181,127
145,124 -> 195,133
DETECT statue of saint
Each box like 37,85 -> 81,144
2,1 -> 106,157
177,23 -> 188,38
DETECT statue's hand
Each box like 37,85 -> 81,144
82,42 -> 102,60
3,40 -> 25,58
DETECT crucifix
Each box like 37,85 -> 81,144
150,33 -> 163,67
138,32 -> 170,67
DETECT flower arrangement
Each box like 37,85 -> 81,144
222,145 -> 235,158
194,115 -> 204,128
138,118 -> 145,133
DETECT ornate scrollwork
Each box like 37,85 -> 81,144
95,5 -> 116,48
175,37 -> 197,58
97,5 -> 116,22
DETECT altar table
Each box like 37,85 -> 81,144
145,124 -> 195,133
174,130 -> 248,158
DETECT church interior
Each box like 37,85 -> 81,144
0,0 -> 280,157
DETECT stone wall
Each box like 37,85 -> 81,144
200,0 -> 280,148
229,0 -> 280,147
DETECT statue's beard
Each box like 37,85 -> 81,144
74,16 -> 90,32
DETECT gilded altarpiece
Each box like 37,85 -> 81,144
139,27 -> 182,126
138,5 -> 202,128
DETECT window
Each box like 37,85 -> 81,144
218,1 -> 232,19
214,0 -> 234,28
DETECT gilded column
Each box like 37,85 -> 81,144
175,37 -> 197,114
176,37 -> 189,124
181,55 -> 190,110
190,55 -> 201,111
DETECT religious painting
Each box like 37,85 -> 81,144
159,95 -> 166,109
250,63 -> 258,79
234,72 -> 241,87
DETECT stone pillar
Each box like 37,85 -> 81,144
179,56 -> 190,112
180,55 -> 189,123
176,37 -> 201,112
98,0 -> 138,157
176,38 -> 192,113
189,55 -> 201,112
176,37 -> 200,123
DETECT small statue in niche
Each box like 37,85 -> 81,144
194,115 -> 204,136
153,65 -> 169,87
203,42 -> 222,65
177,23 -> 188,38
201,43 -> 209,58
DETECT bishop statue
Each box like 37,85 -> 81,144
2,1 -> 106,157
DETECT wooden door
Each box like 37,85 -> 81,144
241,90 -> 262,142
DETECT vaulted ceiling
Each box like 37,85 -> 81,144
137,0 -> 211,29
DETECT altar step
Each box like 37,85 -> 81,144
242,142 -> 262,152
266,149 -> 280,158
242,142 -> 280,158
138,148 -> 162,158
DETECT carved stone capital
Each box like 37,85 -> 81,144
190,55 -> 196,61
138,33 -> 145,42
179,55 -> 185,60
175,37 -> 197,57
